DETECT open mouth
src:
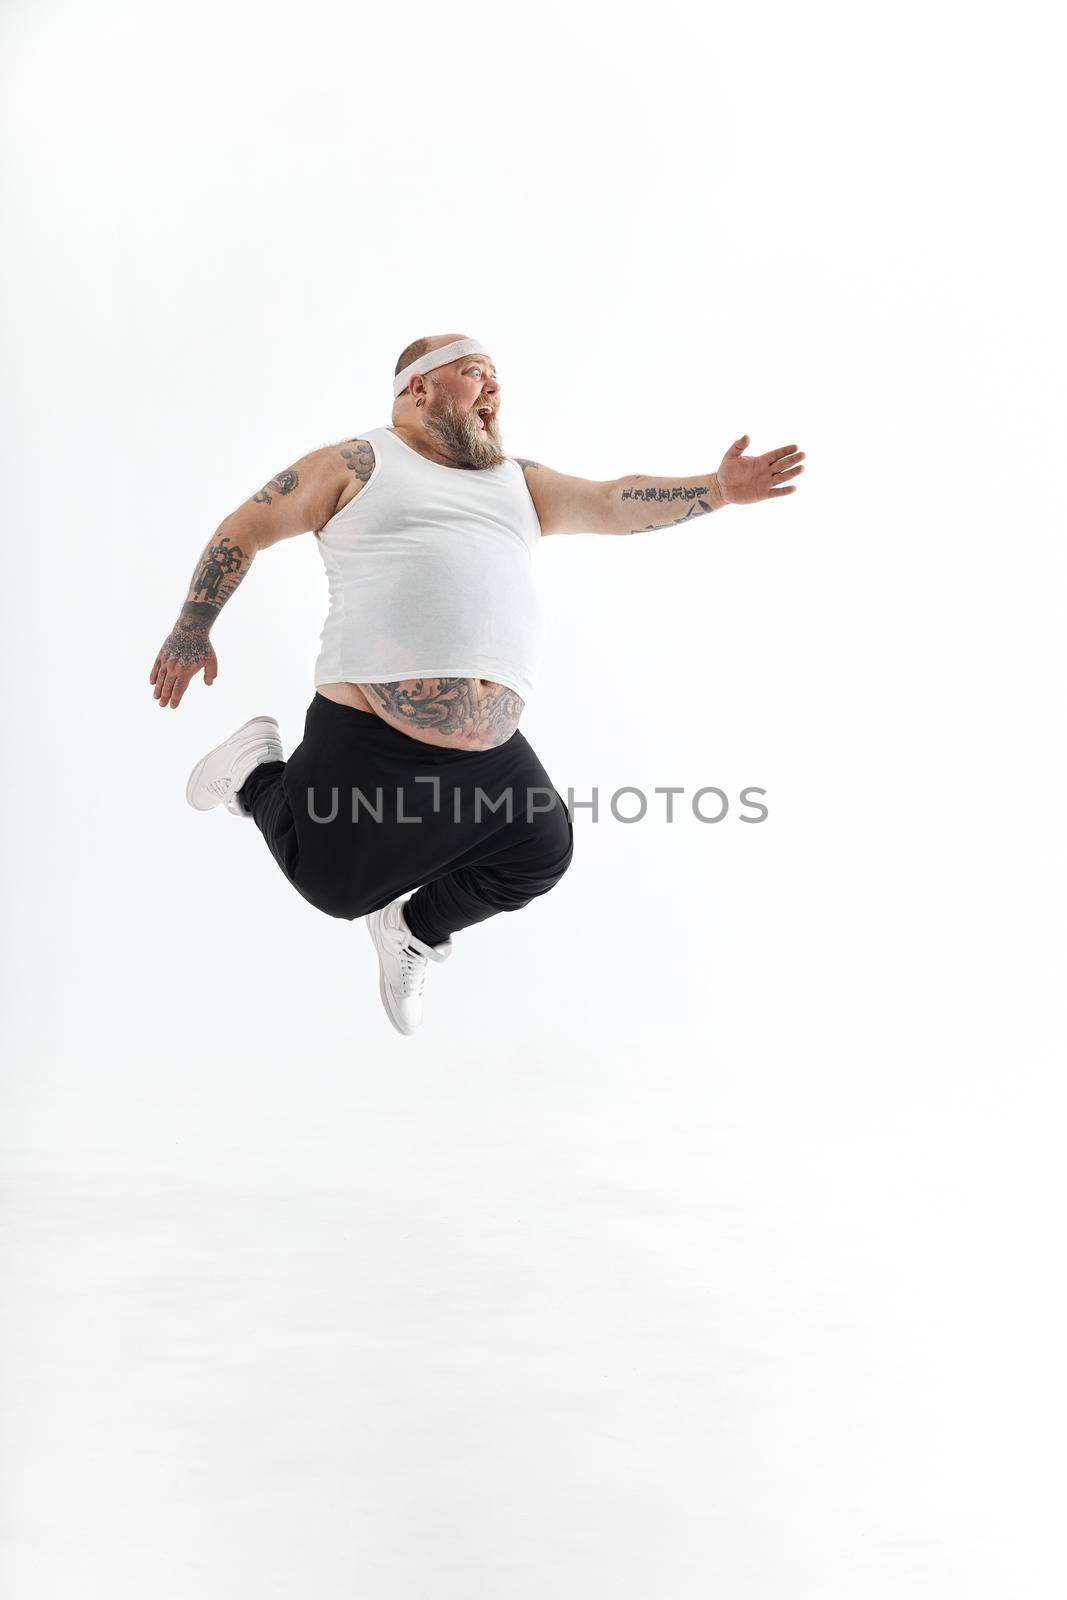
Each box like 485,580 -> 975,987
474,407 -> 493,433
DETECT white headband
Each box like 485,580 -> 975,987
392,337 -> 490,399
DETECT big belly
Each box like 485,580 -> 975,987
316,677 -> 524,751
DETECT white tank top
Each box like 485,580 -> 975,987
313,426 -> 545,700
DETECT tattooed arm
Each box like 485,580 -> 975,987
514,435 -> 804,537
511,455 -> 728,536
150,441 -> 350,708
607,436 -> 805,533
149,526 -> 253,708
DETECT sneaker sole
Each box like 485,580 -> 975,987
186,716 -> 281,811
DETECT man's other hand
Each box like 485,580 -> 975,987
150,629 -> 218,709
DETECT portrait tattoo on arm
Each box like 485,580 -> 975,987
252,468 -> 299,506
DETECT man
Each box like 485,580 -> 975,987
150,333 -> 805,1034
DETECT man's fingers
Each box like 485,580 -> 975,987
773,465 -> 804,483
173,666 -> 195,705
151,638 -> 217,700
153,655 -> 172,695
152,654 -> 214,704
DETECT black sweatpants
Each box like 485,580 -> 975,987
237,693 -> 574,947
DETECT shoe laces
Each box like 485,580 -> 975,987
394,940 -> 429,998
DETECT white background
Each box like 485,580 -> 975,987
2,1 -> 1065,1595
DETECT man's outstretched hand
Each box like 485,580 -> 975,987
150,627 -> 218,709
717,436 -> 805,507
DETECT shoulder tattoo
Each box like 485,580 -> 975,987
340,439 -> 375,484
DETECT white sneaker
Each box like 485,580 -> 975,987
365,898 -> 453,1036
186,716 -> 284,816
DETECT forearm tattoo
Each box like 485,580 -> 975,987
515,458 -> 711,534
252,468 -> 299,506
190,534 -> 251,608
621,482 -> 714,535
161,534 -> 253,663
362,677 -> 525,746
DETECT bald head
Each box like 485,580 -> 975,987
391,334 -> 496,414
393,332 -> 475,378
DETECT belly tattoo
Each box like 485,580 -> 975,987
360,677 -> 525,749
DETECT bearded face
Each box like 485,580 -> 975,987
422,386 -> 506,471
